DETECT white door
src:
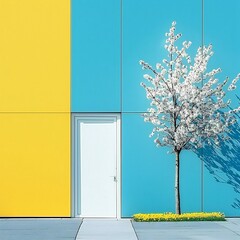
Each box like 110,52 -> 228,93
78,115 -> 120,218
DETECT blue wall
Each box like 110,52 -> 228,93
72,0 -> 240,217
121,0 -> 202,217
122,114 -> 201,216
202,0 -> 240,216
72,0 -> 121,112
122,0 -> 202,112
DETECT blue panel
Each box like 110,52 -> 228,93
122,113 -> 201,217
203,0 -> 240,216
204,0 -> 240,108
71,0 -> 121,112
122,0 -> 202,112
202,133 -> 240,216
181,150 -> 202,213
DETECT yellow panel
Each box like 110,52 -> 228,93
0,113 -> 70,216
0,0 -> 70,112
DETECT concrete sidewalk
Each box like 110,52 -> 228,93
0,218 -> 81,240
76,219 -> 137,240
1,218 -> 240,240
133,218 -> 240,240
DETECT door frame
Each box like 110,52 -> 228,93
71,113 -> 121,219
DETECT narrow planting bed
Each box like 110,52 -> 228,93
133,212 -> 225,222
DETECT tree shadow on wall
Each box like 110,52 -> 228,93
194,122 -> 240,209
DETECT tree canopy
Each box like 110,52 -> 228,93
140,21 -> 240,153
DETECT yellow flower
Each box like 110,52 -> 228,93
133,212 -> 225,222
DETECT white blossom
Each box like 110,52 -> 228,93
140,21 -> 239,152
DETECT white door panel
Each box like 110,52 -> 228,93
80,118 -> 117,217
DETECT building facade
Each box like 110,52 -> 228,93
0,0 -> 239,217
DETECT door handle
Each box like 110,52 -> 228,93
110,176 -> 117,182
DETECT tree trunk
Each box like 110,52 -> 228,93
175,150 -> 181,214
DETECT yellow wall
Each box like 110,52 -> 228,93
0,0 -> 70,216
0,0 -> 70,112
0,114 -> 70,216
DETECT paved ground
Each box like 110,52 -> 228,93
0,218 -> 240,240
132,218 -> 240,240
76,219 -> 137,240
0,218 -> 82,240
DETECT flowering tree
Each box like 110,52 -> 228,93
140,21 -> 240,214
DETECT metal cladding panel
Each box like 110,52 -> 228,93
121,0 -> 202,217
0,0 -> 70,112
0,0 -> 71,217
122,0 -> 202,112
0,113 -> 70,217
203,0 -> 240,216
71,0 -> 121,112
121,113 -> 201,217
